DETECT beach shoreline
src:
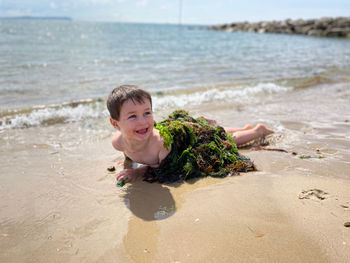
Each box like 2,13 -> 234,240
1,80 -> 350,262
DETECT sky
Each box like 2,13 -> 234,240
0,0 -> 349,25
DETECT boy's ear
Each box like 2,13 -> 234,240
110,118 -> 120,130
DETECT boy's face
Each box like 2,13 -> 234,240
111,99 -> 154,142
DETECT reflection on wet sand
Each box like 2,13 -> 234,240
119,177 -> 227,261
121,181 -> 175,262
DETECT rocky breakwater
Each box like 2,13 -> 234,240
208,17 -> 350,38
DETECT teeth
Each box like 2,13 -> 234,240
137,128 -> 148,134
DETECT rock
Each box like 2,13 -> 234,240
300,25 -> 314,35
308,29 -> 324,37
326,28 -> 347,37
315,17 -> 333,29
107,166 -> 115,172
334,17 -> 350,27
303,19 -> 316,26
207,17 -> 350,38
344,222 -> 350,227
298,189 -> 328,200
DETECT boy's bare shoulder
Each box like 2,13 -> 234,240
153,128 -> 165,146
111,131 -> 124,151
153,129 -> 171,162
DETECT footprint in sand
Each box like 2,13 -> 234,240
298,189 -> 328,200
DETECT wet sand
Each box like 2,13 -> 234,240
1,81 -> 350,262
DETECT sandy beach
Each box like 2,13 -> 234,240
1,79 -> 350,262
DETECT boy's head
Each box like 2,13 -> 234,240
107,85 -> 152,121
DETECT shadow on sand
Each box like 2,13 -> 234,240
121,180 -> 176,221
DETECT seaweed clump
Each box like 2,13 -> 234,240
145,110 -> 255,183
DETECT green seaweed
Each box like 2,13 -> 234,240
117,178 -> 127,187
299,154 -> 325,159
155,123 -> 173,150
147,110 -> 255,183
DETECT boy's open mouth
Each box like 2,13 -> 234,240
136,128 -> 148,135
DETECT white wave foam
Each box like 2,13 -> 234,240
153,83 -> 292,110
0,83 -> 292,130
0,103 -> 104,130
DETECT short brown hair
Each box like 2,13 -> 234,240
107,85 -> 152,120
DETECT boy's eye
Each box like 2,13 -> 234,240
145,111 -> 152,116
128,115 -> 136,119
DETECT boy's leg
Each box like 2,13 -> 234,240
231,124 -> 274,146
224,124 -> 253,133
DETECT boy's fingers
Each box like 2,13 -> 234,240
116,169 -> 135,182
117,171 -> 131,181
116,174 -> 126,180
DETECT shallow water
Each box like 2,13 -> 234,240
1,19 -> 350,126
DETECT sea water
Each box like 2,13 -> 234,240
1,19 -> 350,129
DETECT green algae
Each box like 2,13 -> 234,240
117,178 -> 127,187
299,154 -> 325,159
146,110 -> 255,183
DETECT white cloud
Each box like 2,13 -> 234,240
90,0 -> 112,4
6,8 -> 32,16
50,2 -> 57,9
160,4 -> 169,10
136,0 -> 148,6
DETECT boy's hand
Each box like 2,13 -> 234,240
117,169 -> 138,182
116,166 -> 148,186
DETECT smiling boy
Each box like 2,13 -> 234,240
107,85 -> 273,184
107,85 -> 171,182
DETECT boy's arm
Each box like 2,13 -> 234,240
117,156 -> 149,184
111,132 -> 142,182
157,145 -> 171,167
123,155 -> 133,169
112,132 -> 134,168
149,140 -> 172,168
111,131 -> 123,151
116,166 -> 149,182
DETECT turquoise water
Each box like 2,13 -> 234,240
1,19 -> 350,129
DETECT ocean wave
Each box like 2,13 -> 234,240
0,100 -> 106,130
153,83 -> 292,109
0,83 -> 292,130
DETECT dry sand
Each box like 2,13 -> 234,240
1,82 -> 350,262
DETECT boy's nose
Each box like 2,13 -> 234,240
137,116 -> 147,125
